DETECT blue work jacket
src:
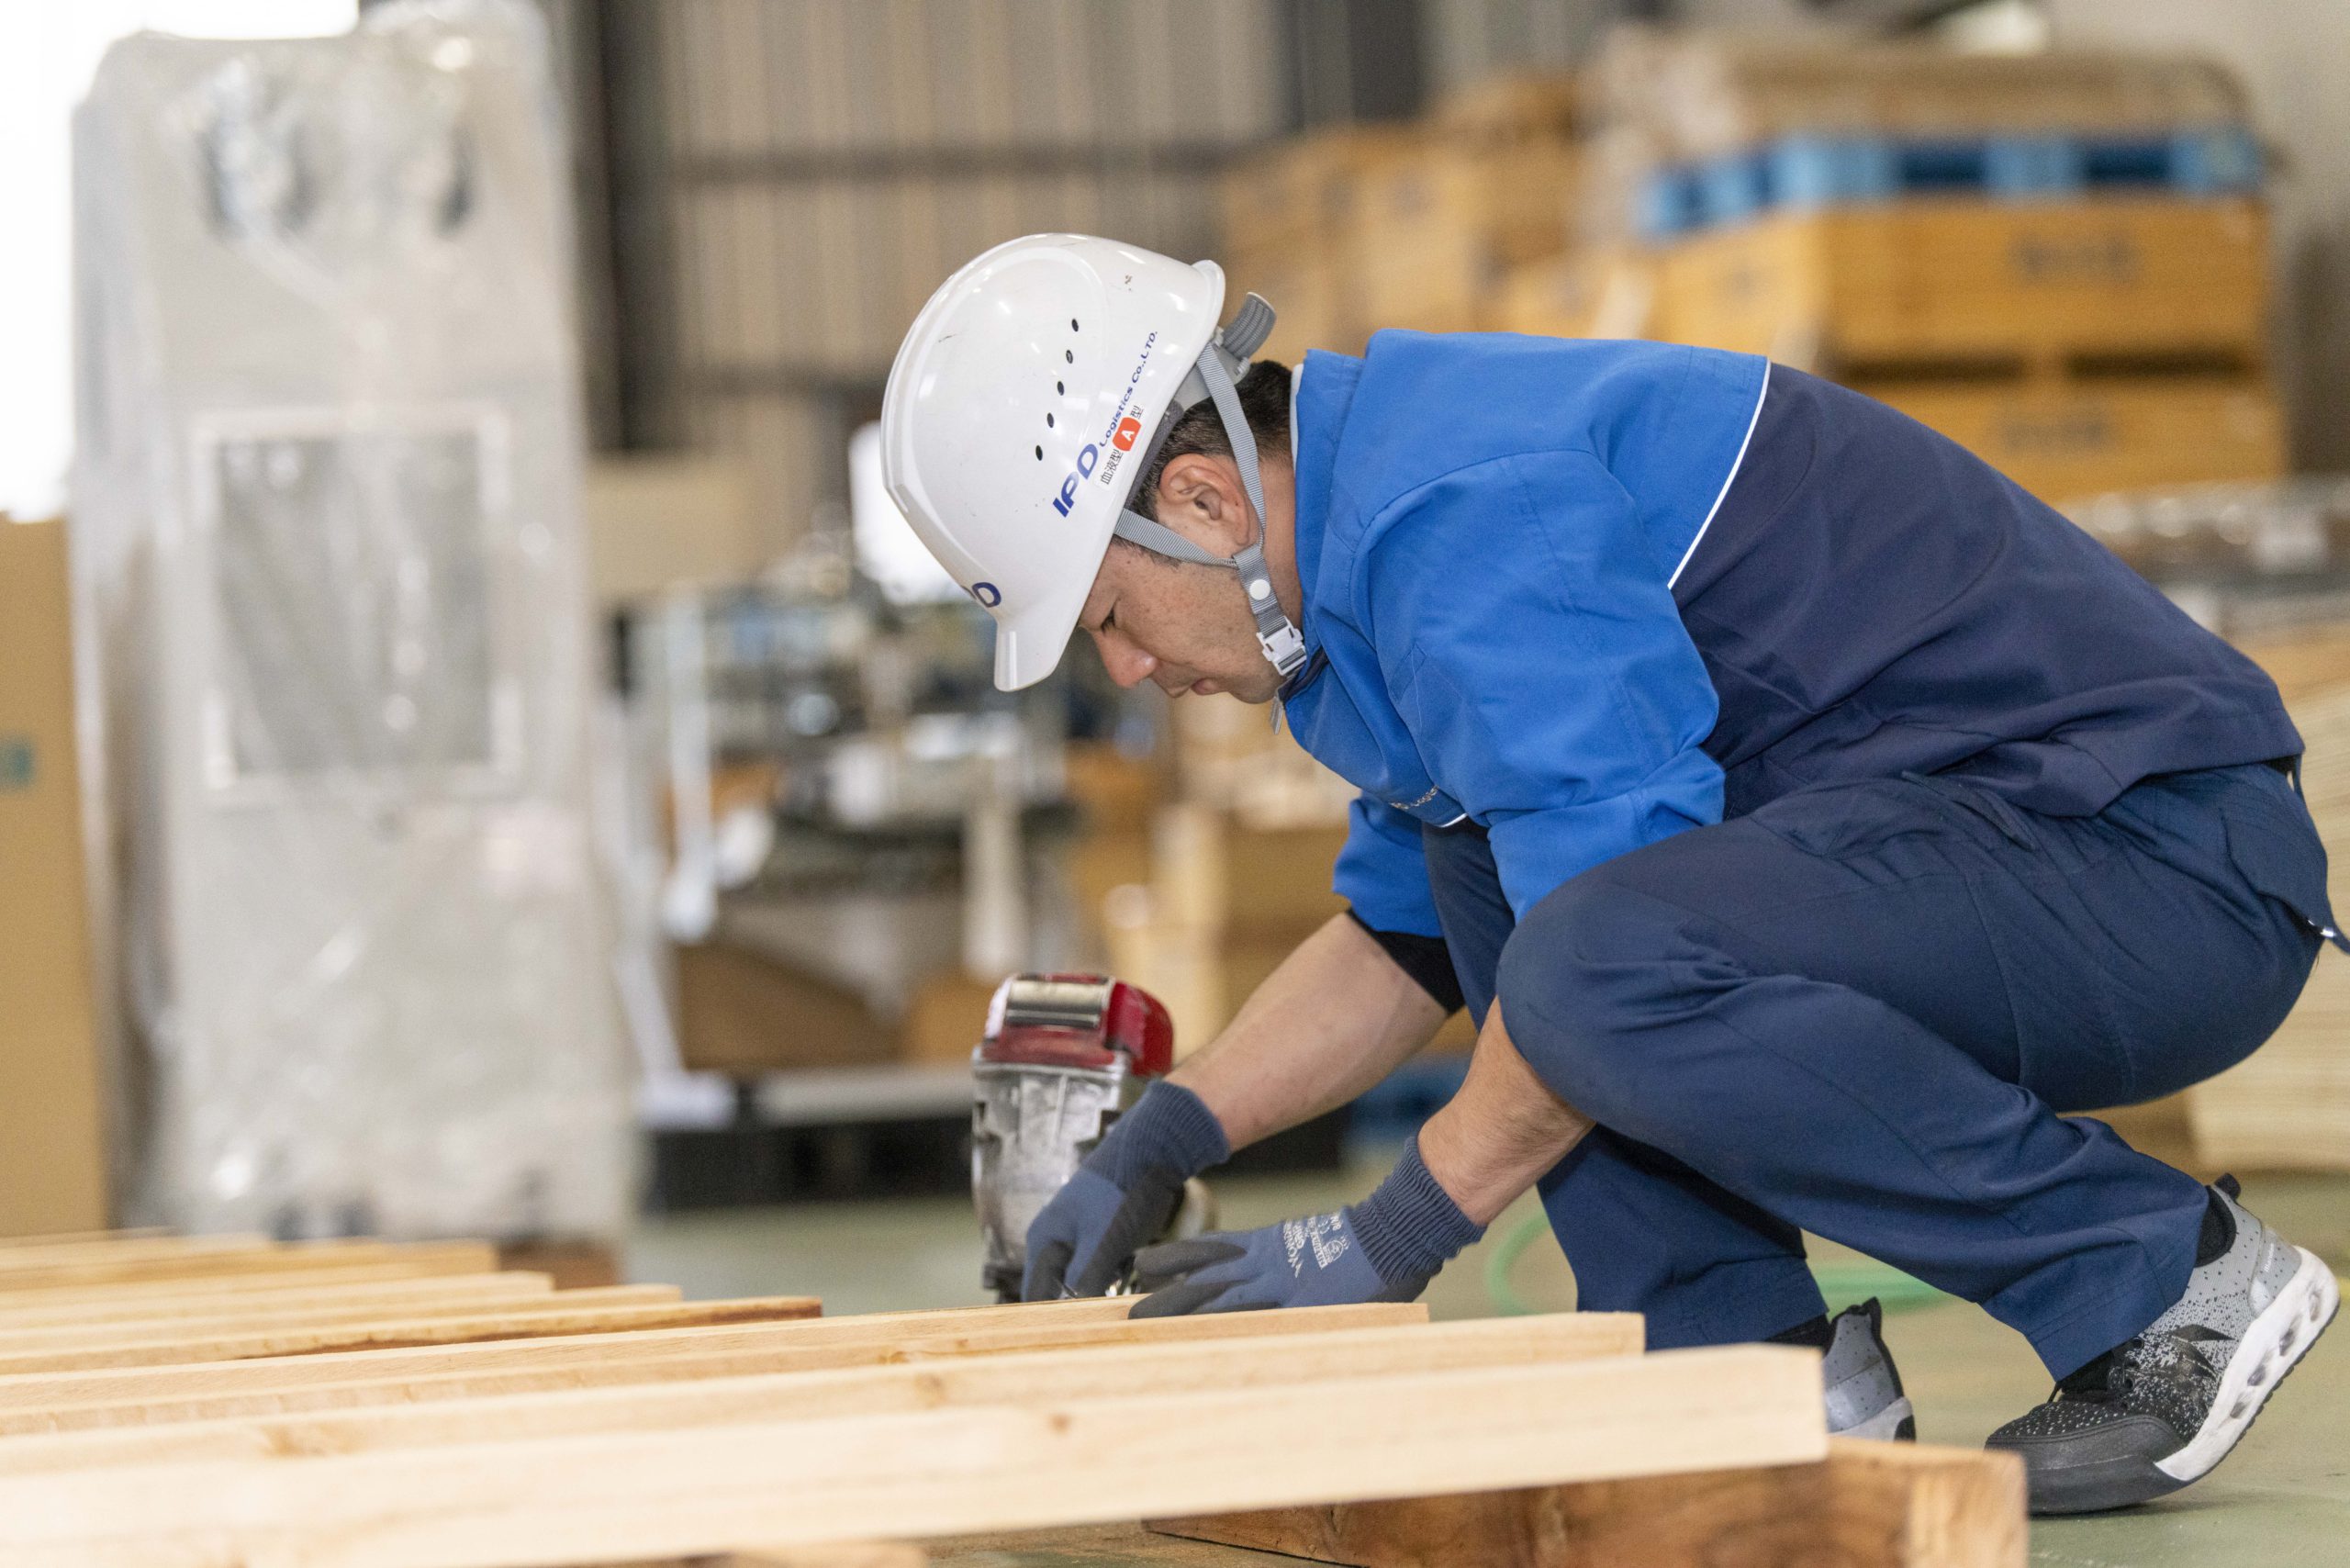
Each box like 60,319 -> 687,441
1280,333 -> 2301,935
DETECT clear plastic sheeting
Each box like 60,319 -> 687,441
71,0 -> 630,1240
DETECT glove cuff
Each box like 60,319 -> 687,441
1093,1081 -> 1230,1187
1351,1135 -> 1485,1285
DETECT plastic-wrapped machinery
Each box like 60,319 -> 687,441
71,0 -> 631,1239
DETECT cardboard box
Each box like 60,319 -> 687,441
672,940 -> 899,1075
901,969 -> 999,1066
0,518 -> 111,1236
1152,803 -> 1349,943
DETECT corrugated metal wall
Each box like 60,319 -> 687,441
624,0 -> 1292,556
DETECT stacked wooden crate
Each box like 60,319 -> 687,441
0,1227 -> 2025,1567
1605,37 -> 2284,504
1103,696 -> 1355,1054
2188,625 -> 2350,1170
1219,74 -> 1584,364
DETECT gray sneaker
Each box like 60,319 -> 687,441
1987,1177 -> 2340,1514
1824,1297 -> 1916,1440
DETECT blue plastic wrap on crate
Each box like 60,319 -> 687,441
1637,126 -> 2264,239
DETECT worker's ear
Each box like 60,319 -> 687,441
1153,454 -> 1254,555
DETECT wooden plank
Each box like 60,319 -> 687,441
0,1301 -> 1441,1436
0,1281 -> 645,1355
0,1271 -> 554,1331
1152,1437 -> 2023,1568
0,1344 -> 1828,1567
0,1256 -> 530,1314
0,1239 -> 500,1294
0,1229 -> 202,1256
0,1229 -> 168,1250
0,1293 -> 816,1377
625,1549 -> 925,1568
0,1235 -> 274,1273
0,1314 -> 1640,1475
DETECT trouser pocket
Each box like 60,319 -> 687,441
2219,766 -> 2346,955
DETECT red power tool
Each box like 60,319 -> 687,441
971,973 -> 1199,1301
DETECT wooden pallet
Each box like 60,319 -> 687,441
1655,198 -> 2270,376
1856,374 -> 2287,504
0,1229 -> 2024,1567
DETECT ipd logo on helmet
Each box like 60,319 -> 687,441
1050,443 -> 1100,517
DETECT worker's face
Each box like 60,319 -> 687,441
1077,452 -> 1296,705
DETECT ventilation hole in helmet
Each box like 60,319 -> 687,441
1057,381 -> 1064,395
1065,349 -> 1074,364
1046,413 -> 1055,428
1034,446 -> 1042,460
1071,319 -> 1080,331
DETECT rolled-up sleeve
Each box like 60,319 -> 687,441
1363,448 -> 1725,919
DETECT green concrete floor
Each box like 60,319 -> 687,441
626,1163 -> 2350,1565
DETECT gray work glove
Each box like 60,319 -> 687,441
1129,1135 -> 1483,1317
1021,1081 -> 1229,1301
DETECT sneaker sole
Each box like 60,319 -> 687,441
2018,1245 -> 2339,1515
2154,1244 -> 2339,1484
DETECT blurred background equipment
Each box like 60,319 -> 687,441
70,1 -> 630,1241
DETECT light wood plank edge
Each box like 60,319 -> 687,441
616,1547 -> 925,1568
0,1271 -> 558,1332
0,1295 -> 1169,1413
0,1314 -> 1642,1474
0,1230 -> 171,1251
0,1302 -> 1449,1436
1151,1437 -> 2025,1568
0,1239 -> 501,1294
0,1257 -> 547,1312
0,1346 -> 1827,1567
0,1294 -> 821,1377
0,1275 -> 571,1343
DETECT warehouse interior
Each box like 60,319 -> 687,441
4,1 -> 2349,1563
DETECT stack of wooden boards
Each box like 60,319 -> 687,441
2185,627 -> 2350,1170
1082,695 -> 1484,1060
1598,39 -> 2282,504
1219,74 -> 1583,364
1218,37 -> 2284,510
0,1227 -> 2025,1566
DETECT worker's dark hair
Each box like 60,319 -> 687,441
1134,359 -> 1292,523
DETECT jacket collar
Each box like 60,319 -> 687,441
1279,350 -> 1362,700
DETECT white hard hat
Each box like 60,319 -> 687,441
881,233 -> 1299,691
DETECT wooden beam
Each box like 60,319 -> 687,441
0,1345 -> 1827,1567
0,1231 -> 190,1260
0,1271 -> 556,1331
0,1301 -> 1442,1435
0,1314 -> 1640,1474
0,1239 -> 499,1294
0,1229 -> 169,1250
0,1293 -> 818,1377
0,1235 -> 269,1271
626,1549 -> 926,1568
0,1274 -> 559,1337
0,1258 -> 542,1313
1151,1438 -> 2025,1568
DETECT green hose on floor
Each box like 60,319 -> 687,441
1483,1210 -> 1952,1318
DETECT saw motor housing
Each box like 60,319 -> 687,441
971,974 -> 1175,1301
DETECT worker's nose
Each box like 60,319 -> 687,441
1091,630 -> 1158,689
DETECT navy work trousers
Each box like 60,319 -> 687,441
1428,761 -> 2333,1378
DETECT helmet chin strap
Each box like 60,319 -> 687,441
1109,297 -> 1307,681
